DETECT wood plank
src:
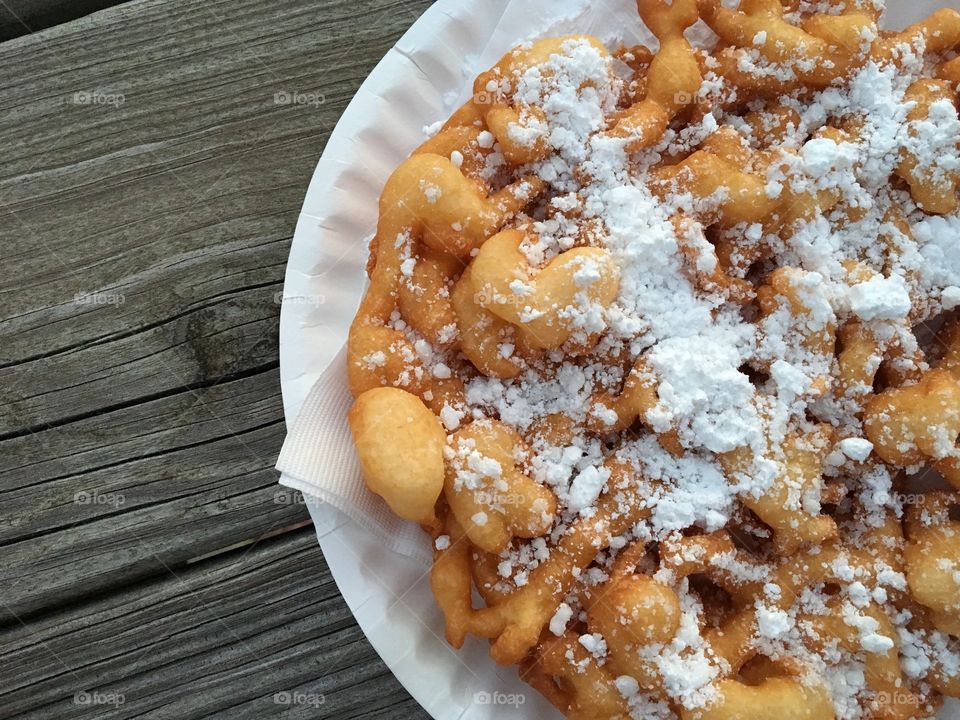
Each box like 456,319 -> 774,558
0,0 -> 433,429
0,0 -> 433,619
0,527 -> 429,719
0,368 -> 300,624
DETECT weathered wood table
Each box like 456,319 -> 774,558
0,1 -> 434,717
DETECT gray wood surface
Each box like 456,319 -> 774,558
0,0 -> 433,716
1,527 -> 426,719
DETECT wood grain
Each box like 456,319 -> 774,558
0,527 -> 428,719
0,0 -> 432,620
0,0 -> 436,716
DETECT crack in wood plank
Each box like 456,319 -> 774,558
0,0 -> 437,715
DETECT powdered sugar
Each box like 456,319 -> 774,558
384,9 -> 960,718
848,276 -> 913,321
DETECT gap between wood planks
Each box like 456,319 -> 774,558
0,525 -> 430,720
0,1 -> 131,41
0,2 -> 437,716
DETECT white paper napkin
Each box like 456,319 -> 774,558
277,348 -> 434,565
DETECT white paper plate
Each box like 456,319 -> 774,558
278,1 -> 960,718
